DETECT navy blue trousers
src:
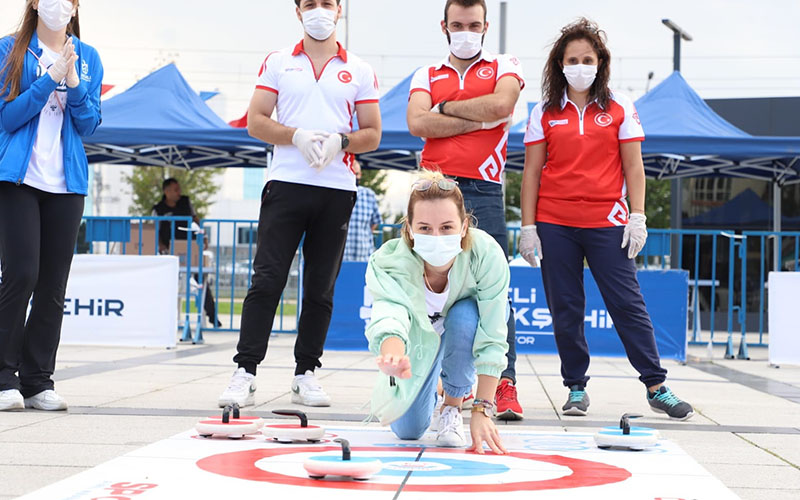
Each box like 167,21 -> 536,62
537,222 -> 667,388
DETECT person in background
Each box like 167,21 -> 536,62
343,161 -> 383,262
0,0 -> 103,411
406,0 -> 525,421
152,178 -> 221,328
218,0 -> 381,408
520,18 -> 694,420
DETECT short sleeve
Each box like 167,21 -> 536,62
409,66 -> 431,97
523,102 -> 546,145
496,54 -> 525,90
614,92 -> 645,142
255,51 -> 280,94
355,62 -> 380,105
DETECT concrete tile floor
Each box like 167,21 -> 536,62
0,332 -> 797,499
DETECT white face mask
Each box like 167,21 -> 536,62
563,64 -> 597,92
448,30 -> 484,60
37,0 -> 75,32
302,7 -> 337,41
412,233 -> 463,267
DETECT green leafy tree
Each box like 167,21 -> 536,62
645,178 -> 671,228
504,171 -> 523,222
359,167 -> 388,197
125,167 -> 221,219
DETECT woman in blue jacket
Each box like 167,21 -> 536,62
0,0 -> 103,412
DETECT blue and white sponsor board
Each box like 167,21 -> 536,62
327,262 -> 688,361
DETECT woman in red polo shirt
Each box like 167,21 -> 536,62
519,18 -> 694,420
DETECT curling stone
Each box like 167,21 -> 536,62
594,413 -> 659,451
263,409 -> 325,443
195,404 -> 260,439
303,438 -> 382,481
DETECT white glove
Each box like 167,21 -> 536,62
317,133 -> 343,171
621,213 -> 648,259
482,114 -> 512,130
519,225 -> 542,267
292,129 -> 327,168
66,53 -> 79,88
48,38 -> 77,84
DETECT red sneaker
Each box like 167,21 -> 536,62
461,392 -> 475,409
495,379 -> 523,420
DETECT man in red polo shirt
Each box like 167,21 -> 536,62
407,0 -> 525,420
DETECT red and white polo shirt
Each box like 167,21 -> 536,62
256,41 -> 380,192
524,91 -> 644,228
409,51 -> 524,184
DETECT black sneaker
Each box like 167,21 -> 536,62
562,385 -> 590,416
647,386 -> 694,421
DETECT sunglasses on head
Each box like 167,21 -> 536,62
411,178 -> 458,192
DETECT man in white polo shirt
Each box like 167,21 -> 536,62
218,0 -> 381,408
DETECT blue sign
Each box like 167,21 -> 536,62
326,262 -> 688,362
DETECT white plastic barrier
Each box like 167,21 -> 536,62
768,272 -> 800,366
60,255 -> 179,348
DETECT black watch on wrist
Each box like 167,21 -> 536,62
339,133 -> 350,150
438,100 -> 447,115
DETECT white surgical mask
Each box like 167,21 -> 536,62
448,30 -> 484,60
563,64 -> 597,92
412,233 -> 463,267
37,0 -> 75,32
302,7 -> 337,41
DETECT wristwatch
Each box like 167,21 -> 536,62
339,133 -> 350,150
471,399 -> 495,418
438,100 -> 447,115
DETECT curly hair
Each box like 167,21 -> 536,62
541,18 -> 611,112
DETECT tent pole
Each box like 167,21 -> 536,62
773,181 -> 782,271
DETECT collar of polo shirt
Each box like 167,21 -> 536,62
292,40 -> 348,63
560,89 -> 605,110
435,50 -> 495,71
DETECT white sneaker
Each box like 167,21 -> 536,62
0,389 -> 24,411
429,393 -> 444,431
436,405 -> 466,447
291,370 -> 331,407
24,390 -> 67,411
218,368 -> 256,408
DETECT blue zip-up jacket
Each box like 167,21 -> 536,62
0,32 -> 103,195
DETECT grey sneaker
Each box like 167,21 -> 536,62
0,389 -> 24,411
218,368 -> 256,408
562,385 -> 590,416
647,386 -> 694,421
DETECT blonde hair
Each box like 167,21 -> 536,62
401,169 -> 473,251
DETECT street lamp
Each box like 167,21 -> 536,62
661,19 -> 693,72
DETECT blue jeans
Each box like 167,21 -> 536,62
391,298 -> 479,440
457,177 -> 517,383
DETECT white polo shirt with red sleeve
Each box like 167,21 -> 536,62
256,41 -> 380,192
524,91 -> 645,228
409,51 -> 524,184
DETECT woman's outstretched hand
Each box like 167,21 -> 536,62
468,412 -> 508,455
375,353 -> 412,379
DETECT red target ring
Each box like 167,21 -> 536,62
196,446 -> 631,492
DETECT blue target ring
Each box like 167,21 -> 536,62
308,456 -> 509,477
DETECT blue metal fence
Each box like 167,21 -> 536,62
78,217 -> 799,356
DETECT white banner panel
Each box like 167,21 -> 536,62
60,255 -> 179,348
768,272 -> 800,366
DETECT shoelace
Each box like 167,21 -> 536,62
437,407 -> 461,436
654,389 -> 682,407
568,390 -> 586,403
497,383 -> 517,403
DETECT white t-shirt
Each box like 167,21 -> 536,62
425,271 -> 451,336
255,41 -> 380,192
24,44 -> 68,194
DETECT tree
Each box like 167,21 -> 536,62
504,171 -> 523,222
645,178 -> 671,228
359,167 -> 388,197
125,167 -> 222,219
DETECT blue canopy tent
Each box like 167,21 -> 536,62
683,188 -> 799,229
84,64 -> 269,169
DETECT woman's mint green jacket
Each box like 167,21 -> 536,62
364,228 -> 510,425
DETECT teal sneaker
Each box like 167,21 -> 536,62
562,385 -> 590,416
647,386 -> 694,421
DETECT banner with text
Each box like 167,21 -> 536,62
60,255 -> 179,348
327,263 -> 688,362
